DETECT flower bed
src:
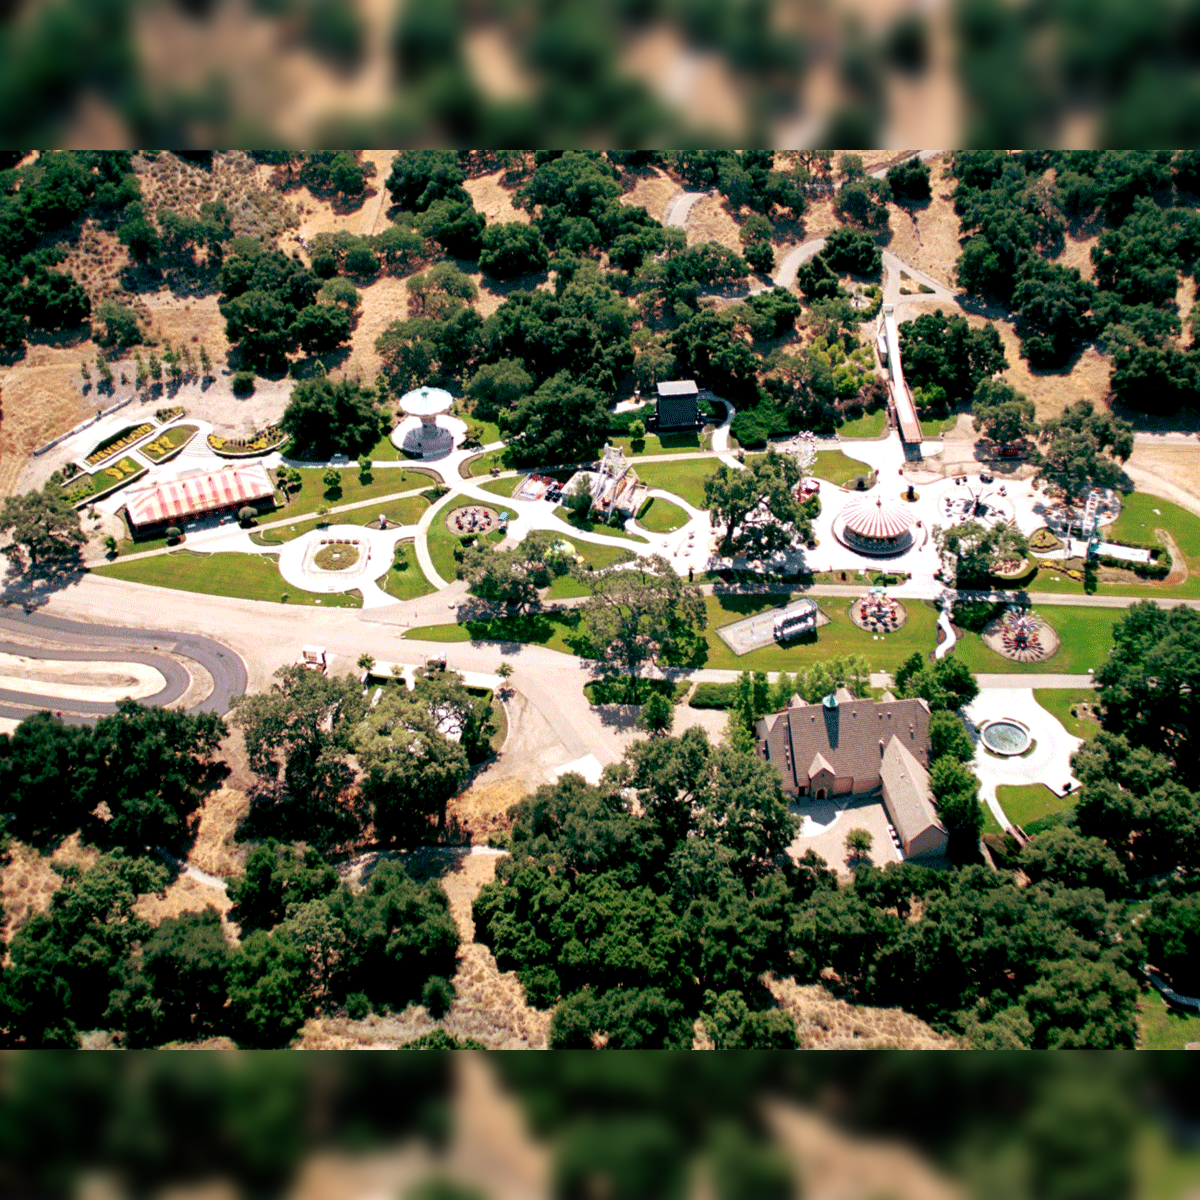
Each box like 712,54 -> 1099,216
207,425 -> 288,457
141,424 -> 200,463
154,406 -> 185,423
85,423 -> 155,466
63,456 -> 147,504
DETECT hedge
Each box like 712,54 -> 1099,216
689,682 -> 738,709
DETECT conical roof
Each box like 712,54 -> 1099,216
842,494 -> 913,539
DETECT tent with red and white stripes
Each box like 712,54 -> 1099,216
125,462 -> 276,529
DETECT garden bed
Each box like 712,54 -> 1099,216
63,457 -> 147,505
140,424 -> 200,463
208,425 -> 288,457
85,423 -> 155,466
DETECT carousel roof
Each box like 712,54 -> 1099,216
842,494 -> 914,540
398,385 -> 454,416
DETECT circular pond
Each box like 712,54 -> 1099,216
981,720 -> 1031,756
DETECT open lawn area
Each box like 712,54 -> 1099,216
703,594 -> 941,673
543,538 -> 636,599
468,447 -> 511,476
812,449 -> 874,487
918,413 -> 959,437
634,459 -> 720,509
838,411 -> 887,438
552,508 -> 649,543
477,475 -> 523,497
251,493 -> 431,544
953,606 -> 1120,674
979,800 -> 1004,836
365,433 -> 402,462
407,594 -> 942,673
375,540 -> 435,601
1033,688 -> 1101,740
280,467 -> 436,520
637,497 -> 690,533
93,551 -> 362,607
610,430 -> 708,456
1136,994 -> 1200,1052
995,784 -> 1073,829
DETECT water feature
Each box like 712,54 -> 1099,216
981,720 -> 1031,756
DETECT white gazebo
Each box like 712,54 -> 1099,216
396,385 -> 455,458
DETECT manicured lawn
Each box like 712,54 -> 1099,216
427,496 -> 506,583
995,784 -> 1073,829
468,447 -> 511,476
478,475 -> 524,497
375,540 -> 436,601
637,497 -> 690,532
407,610 -> 581,655
812,449 -> 874,487
407,593 -> 941,673
918,414 -> 959,437
251,493 -> 430,544
980,801 -> 1004,836
116,530 -> 175,555
1136,994 -> 1200,1051
953,606 -> 1120,674
703,595 -> 941,673
280,467 -> 436,520
64,457 -> 145,501
552,507 -> 649,543
610,431 -> 708,456
1033,688 -> 1101,740
93,551 -> 362,607
838,411 -> 887,438
635,459 -> 720,509
364,433 -> 402,462
543,537 -> 636,599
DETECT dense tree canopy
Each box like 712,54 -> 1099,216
0,484 -> 85,572
498,371 -> 611,466
1036,401 -> 1133,506
971,378 -> 1039,448
704,450 -> 810,559
934,519 -> 1029,586
279,376 -> 388,458
898,310 -> 1009,403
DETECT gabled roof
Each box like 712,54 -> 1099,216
808,751 -> 835,777
656,379 -> 699,396
880,735 -> 944,848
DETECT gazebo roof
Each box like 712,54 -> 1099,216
398,386 -> 454,416
842,494 -> 914,540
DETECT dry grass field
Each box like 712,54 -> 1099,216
767,974 -> 958,1049
686,194 -> 743,252
885,153 -> 963,289
133,872 -> 236,938
463,169 -> 530,226
1055,230 -> 1099,281
1,842 -> 63,943
343,273 -> 411,382
448,778 -> 527,844
1128,444 -> 1200,501
620,166 -> 679,222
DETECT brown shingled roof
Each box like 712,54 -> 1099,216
759,696 -> 931,793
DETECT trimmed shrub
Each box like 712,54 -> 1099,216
232,370 -> 256,395
690,682 -> 738,709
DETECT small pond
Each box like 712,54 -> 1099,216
981,720 -> 1032,756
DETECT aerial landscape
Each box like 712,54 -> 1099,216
1,148 -> 1199,1057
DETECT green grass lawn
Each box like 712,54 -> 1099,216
364,433 -> 402,462
918,413 -> 959,437
477,475 -> 524,497
838,410 -> 887,438
279,467 -> 436,520
251,493 -> 431,545
64,457 -> 145,501
980,800 -> 1004,836
634,459 -> 720,509
813,449 -> 874,487
703,595 -> 941,673
93,551 -> 362,607
953,606 -> 1120,674
552,507 -> 649,543
1136,994 -> 1200,1052
543,537 -> 636,599
1033,688 -> 1101,740
609,431 -> 708,456
637,497 -> 690,532
468,447 -> 511,476
375,540 -> 436,601
116,530 -> 175,555
406,593 -> 942,672
995,784 -> 1073,829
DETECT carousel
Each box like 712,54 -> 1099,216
834,495 -> 915,556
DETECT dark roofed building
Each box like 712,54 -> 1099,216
654,380 -> 701,431
755,691 -> 946,860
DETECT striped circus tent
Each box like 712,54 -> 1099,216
842,494 -> 913,540
125,462 -> 276,529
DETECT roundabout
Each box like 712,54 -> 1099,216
277,524 -> 398,599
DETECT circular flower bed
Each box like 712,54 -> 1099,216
313,542 -> 361,571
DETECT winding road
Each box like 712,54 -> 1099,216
0,609 -> 247,726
